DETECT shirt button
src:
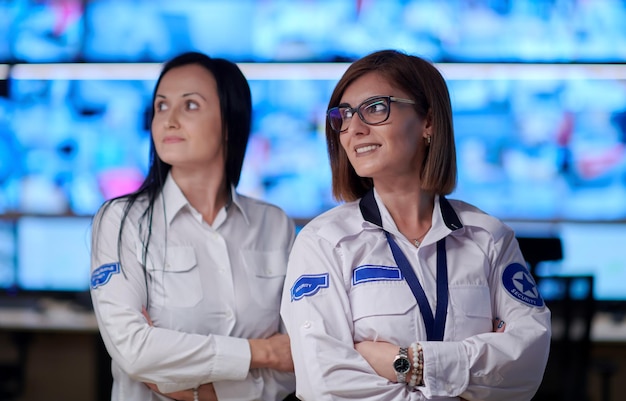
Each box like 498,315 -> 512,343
225,310 -> 233,319
302,321 -> 311,329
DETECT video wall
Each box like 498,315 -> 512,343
1,0 -> 626,298
2,0 -> 625,63
2,62 -> 626,221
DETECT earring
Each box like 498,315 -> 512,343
426,136 -> 431,145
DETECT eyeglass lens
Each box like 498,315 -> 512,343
328,96 -> 391,133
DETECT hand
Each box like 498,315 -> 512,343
142,306 -> 153,326
354,341 -> 398,382
145,382 -> 217,401
493,317 -> 506,332
249,333 -> 294,372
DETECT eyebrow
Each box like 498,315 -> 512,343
337,96 -> 385,108
155,92 -> 207,101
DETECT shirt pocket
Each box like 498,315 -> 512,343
144,245 -> 202,308
351,281 -> 417,343
241,249 -> 287,311
449,285 -> 493,339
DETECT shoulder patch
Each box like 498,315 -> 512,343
91,262 -> 121,289
291,273 -> 329,301
352,265 -> 402,285
502,263 -> 544,307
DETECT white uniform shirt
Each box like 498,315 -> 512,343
91,174 -> 296,401
280,189 -> 551,401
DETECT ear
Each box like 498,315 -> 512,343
423,109 -> 433,134
422,112 -> 433,140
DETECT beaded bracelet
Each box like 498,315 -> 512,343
409,342 -> 424,388
193,387 -> 199,401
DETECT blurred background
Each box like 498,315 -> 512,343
1,0 -> 626,312
0,0 -> 625,400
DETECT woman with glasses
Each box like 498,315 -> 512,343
280,50 -> 550,401
90,52 -> 296,401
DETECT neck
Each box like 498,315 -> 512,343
375,186 -> 434,246
171,168 -> 229,224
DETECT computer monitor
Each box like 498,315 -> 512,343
77,0 -> 626,63
535,222 -> 626,309
5,62 -> 626,221
16,216 -> 92,293
6,0 -> 84,63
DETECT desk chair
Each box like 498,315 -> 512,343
516,236 -> 563,278
533,275 -> 595,401
0,332 -> 30,400
0,363 -> 22,401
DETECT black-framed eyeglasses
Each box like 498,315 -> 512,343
327,95 -> 416,133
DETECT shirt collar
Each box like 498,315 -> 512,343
162,173 -> 189,227
229,188 -> 251,226
359,187 -> 463,240
161,173 -> 250,227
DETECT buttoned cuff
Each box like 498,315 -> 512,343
210,335 -> 251,381
419,341 -> 469,398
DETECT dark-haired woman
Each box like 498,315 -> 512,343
90,52 -> 295,401
281,50 -> 550,401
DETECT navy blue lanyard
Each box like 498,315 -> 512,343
359,189 -> 450,342
385,232 -> 448,341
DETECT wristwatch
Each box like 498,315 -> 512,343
392,347 -> 411,383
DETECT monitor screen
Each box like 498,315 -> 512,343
76,0 -> 626,63
446,64 -> 626,221
4,63 -> 340,219
5,0 -> 84,63
2,1 -> 626,64
535,222 -> 626,303
4,62 -> 626,221
16,216 -> 92,292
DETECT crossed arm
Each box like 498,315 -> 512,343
355,318 -> 506,385
141,307 -> 294,401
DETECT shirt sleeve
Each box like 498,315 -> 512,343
90,202 -> 249,392
212,369 -> 295,401
420,228 -> 551,401
280,230 -> 432,401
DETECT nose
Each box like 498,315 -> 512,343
345,114 -> 368,135
165,110 -> 179,129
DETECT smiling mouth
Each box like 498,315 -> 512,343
355,145 -> 380,154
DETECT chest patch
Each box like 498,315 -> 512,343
352,265 -> 402,285
291,273 -> 329,301
91,262 -> 121,289
502,263 -> 544,307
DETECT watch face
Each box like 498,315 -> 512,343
393,357 -> 411,373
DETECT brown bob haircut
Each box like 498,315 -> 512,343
325,49 -> 457,202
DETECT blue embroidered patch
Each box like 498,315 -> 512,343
352,265 -> 402,285
91,262 -> 121,289
502,263 -> 544,307
291,273 -> 329,301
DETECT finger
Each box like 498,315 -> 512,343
494,317 -> 506,332
493,317 -> 506,331
142,306 -> 153,326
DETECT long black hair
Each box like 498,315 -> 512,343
94,51 -> 252,284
